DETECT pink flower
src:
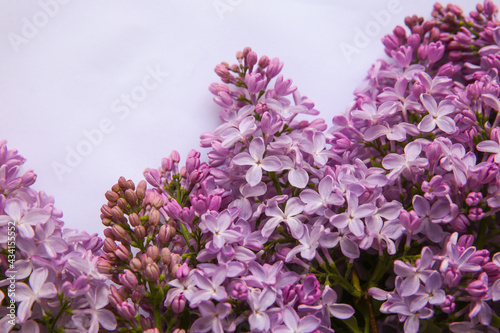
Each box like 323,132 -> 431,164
233,137 -> 282,186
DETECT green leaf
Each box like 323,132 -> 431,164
343,316 -> 362,333
419,320 -> 441,333
492,314 -> 500,328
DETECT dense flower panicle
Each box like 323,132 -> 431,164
0,141 -> 113,332
3,1 -> 500,332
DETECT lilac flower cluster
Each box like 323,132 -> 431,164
3,1 -> 500,332
0,140 -> 115,332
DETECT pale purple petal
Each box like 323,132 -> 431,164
298,315 -> 321,331
246,165 -> 262,186
328,304 -> 355,319
249,137 -> 265,161
288,168 -> 308,188
232,152 -> 255,166
261,156 -> 282,171
477,140 -> 500,153
436,116 -> 456,134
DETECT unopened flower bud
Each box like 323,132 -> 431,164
129,213 -> 141,227
466,275 -> 488,298
97,258 -> 113,274
118,176 -> 128,189
440,295 -> 455,313
125,189 -> 138,206
161,248 -> 172,265
148,209 -> 161,226
101,204 -> 113,218
117,301 -> 136,322
119,269 -> 138,289
134,225 -> 147,239
105,190 -> 119,202
171,294 -> 186,313
246,51 -> 258,67
103,238 -> 117,253
145,262 -> 160,281
136,180 -> 147,199
112,224 -> 132,243
117,197 -> 129,211
130,257 -> 142,272
158,225 -> 170,245
152,196 -> 164,209
115,244 -> 132,261
146,245 -> 160,261
176,263 -> 190,280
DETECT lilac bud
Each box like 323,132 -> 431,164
129,213 -> 141,227
146,245 -> 160,261
443,268 -> 461,287
118,176 -> 128,189
117,197 -> 129,212
407,33 -> 421,50
101,204 -> 113,219
468,207 -> 485,221
246,51 -> 258,67
466,192 -> 483,206
171,294 -> 186,313
161,247 -> 172,265
382,34 -> 399,51
484,0 -> 497,15
469,249 -> 490,266
112,225 -> 132,243
117,301 -> 137,322
266,57 -> 283,79
144,168 -> 162,187
231,282 -> 248,300
130,257 -> 143,272
103,238 -> 117,253
133,225 -> 147,239
255,101 -> 268,114
466,275 -> 488,298
115,244 -> 132,262
145,262 -> 160,281
297,274 -> 321,305
478,162 -> 499,183
136,180 -> 147,200
258,55 -> 269,68
208,195 -> 222,211
440,295 -> 456,313
428,41 -> 445,63
417,44 -> 428,60
176,263 -> 190,280
400,210 -> 421,232
282,284 -> 298,304
148,209 -> 161,226
105,190 -> 119,202
437,62 -> 461,77
119,270 -> 138,290
97,258 -> 113,274
483,262 -> 500,281
125,189 -> 138,206
158,225 -> 170,245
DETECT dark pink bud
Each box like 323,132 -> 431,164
417,44 -> 428,60
161,247 -> 172,265
478,162 -> 499,183
428,41 -> 445,63
145,262 -> 160,281
469,249 -> 490,266
133,225 -> 147,239
97,258 -> 113,274
171,294 -> 186,313
117,301 -> 137,322
130,258 -> 142,272
246,51 -> 258,67
136,180 -> 147,200
466,192 -> 483,206
119,270 -> 138,289
282,284 -> 298,304
148,209 -> 161,226
115,244 -> 131,261
440,295 -> 455,313
112,224 -> 132,243
103,238 -> 117,253
258,55 -> 269,68
125,189 -> 138,206
407,34 -> 421,50
176,263 -> 190,280
468,207 -> 485,221
146,245 -> 160,261
129,213 -> 141,227
466,277 -> 488,298
158,225 -> 170,245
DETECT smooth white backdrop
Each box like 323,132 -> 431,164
0,0 -> 480,234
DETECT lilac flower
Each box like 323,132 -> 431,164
477,136 -> 500,163
418,93 -> 456,134
321,286 -> 355,320
299,131 -> 334,167
393,247 -> 434,297
299,175 -> 344,215
412,195 -> 450,243
233,137 -> 282,186
243,261 -> 299,289
410,271 -> 446,311
273,306 -> 320,333
15,267 -> 57,323
0,199 -> 50,239
189,265 -> 228,305
247,287 -> 276,332
262,197 -> 305,238
285,225 -> 338,261
72,285 -> 117,333
389,300 -> 433,333
330,192 -> 376,237
382,141 -> 429,181
190,301 -> 232,333
202,210 -> 242,253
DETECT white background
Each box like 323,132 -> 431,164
0,0 -> 480,235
